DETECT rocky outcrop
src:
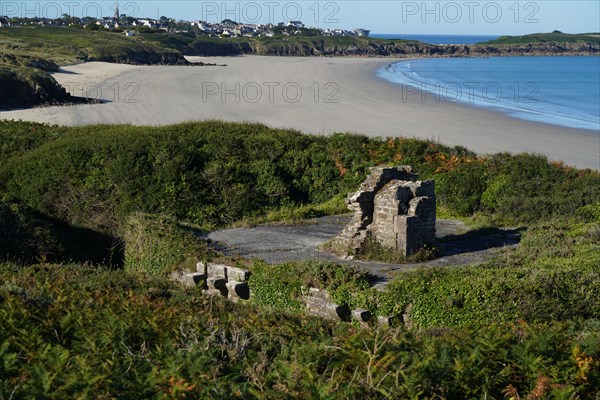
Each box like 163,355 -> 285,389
0,54 -> 60,71
329,166 -> 417,255
86,49 -> 190,65
0,65 -> 95,109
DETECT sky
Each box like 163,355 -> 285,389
3,1 -> 599,35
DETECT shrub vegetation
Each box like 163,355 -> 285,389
1,120 -> 599,397
1,121 -> 597,233
1,264 -> 599,399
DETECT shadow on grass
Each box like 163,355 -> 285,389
0,207 -> 124,268
436,227 -> 524,257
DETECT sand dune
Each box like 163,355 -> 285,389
1,56 -> 598,169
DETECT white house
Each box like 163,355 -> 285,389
354,28 -> 371,37
136,19 -> 157,29
287,20 -> 304,29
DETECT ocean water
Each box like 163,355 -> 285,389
371,34 -> 500,44
377,56 -> 600,131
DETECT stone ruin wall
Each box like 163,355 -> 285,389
330,166 -> 436,258
172,263 -> 394,324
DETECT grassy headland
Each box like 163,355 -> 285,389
0,64 -> 79,108
141,30 -> 600,57
1,23 -> 600,394
0,26 -> 186,65
480,31 -> 600,45
0,26 -> 188,108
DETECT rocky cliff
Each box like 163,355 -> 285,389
0,65 -> 96,109
186,39 -> 600,58
85,48 -> 190,65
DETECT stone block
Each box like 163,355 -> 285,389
207,263 -> 228,279
226,281 -> 250,301
399,183 -> 418,204
352,309 -> 372,322
307,287 -> 331,301
331,166 -> 433,259
415,180 -> 435,197
207,276 -> 227,289
196,261 -> 207,275
409,197 -> 436,219
377,315 -> 401,327
304,297 -> 326,308
206,277 -> 228,297
394,215 -> 418,235
169,271 -> 186,286
323,303 -> 351,321
226,266 -> 250,282
183,272 -> 207,288
303,290 -> 351,321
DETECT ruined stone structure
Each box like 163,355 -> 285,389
330,166 -> 436,258
172,262 -> 401,325
173,262 -> 251,301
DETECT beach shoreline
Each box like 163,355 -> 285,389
376,56 -> 600,132
1,55 -> 598,169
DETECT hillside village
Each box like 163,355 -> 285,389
0,5 -> 371,38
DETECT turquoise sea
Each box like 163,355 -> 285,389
377,56 -> 600,131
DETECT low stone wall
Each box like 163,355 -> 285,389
172,262 -> 251,301
302,287 -> 352,321
172,263 -> 402,326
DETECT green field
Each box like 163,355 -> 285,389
1,120 -> 599,397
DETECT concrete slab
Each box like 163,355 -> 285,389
202,215 -> 520,286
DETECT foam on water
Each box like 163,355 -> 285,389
377,56 -> 600,131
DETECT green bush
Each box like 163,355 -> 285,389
380,219 -> 600,326
0,121 -> 463,233
578,202 -> 600,222
481,153 -> 600,224
480,174 -> 509,210
436,161 -> 488,216
122,213 -> 211,276
0,64 -> 72,108
4,120 -> 597,236
246,220 -> 600,328
2,118 -> 600,398
0,120 -> 61,160
2,120 -> 598,269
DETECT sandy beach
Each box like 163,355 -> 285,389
1,56 -> 598,169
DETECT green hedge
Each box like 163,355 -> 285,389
2,121 -> 598,237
